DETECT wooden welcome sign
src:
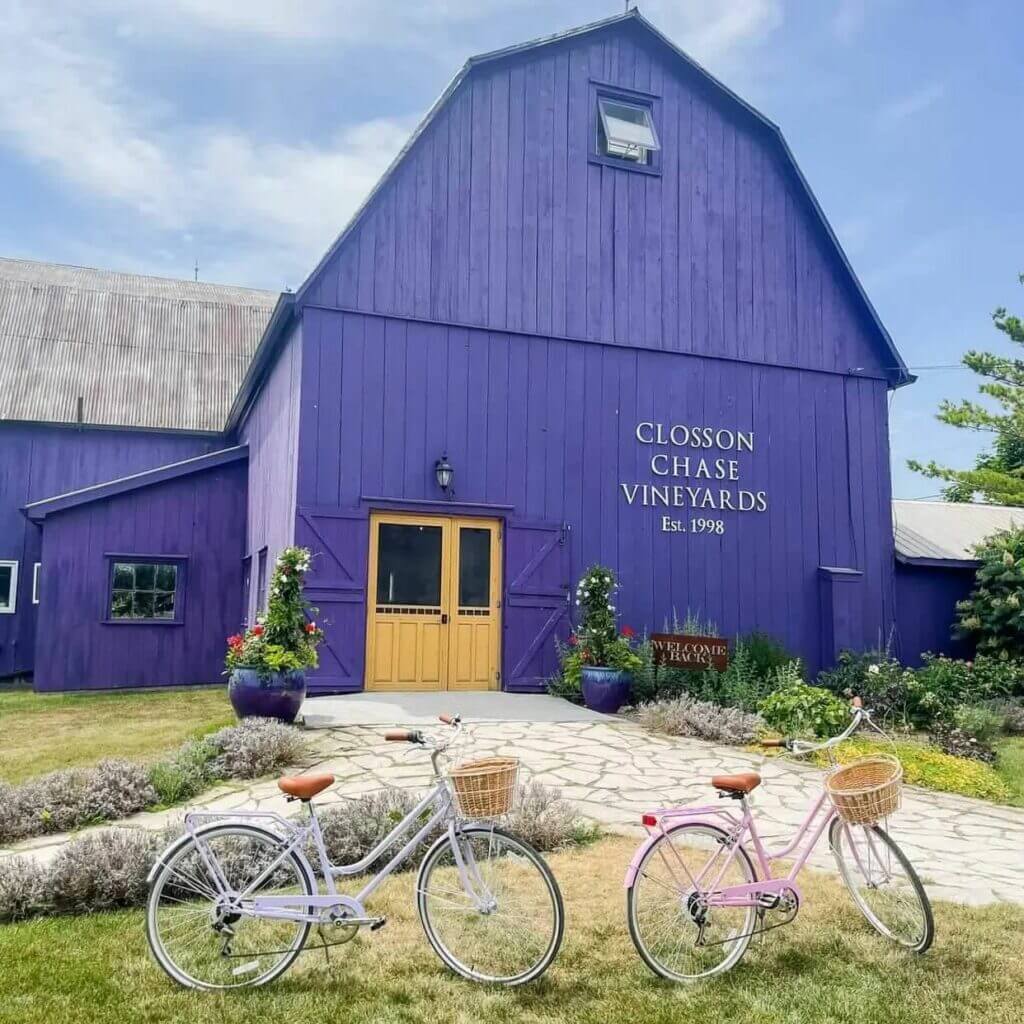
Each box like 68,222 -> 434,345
650,634 -> 729,672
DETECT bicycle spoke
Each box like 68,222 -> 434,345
628,824 -> 757,981
147,827 -> 312,991
418,829 -> 562,985
830,821 -> 933,952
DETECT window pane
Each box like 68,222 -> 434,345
155,564 -> 177,591
112,563 -> 134,589
376,524 -> 443,606
458,528 -> 491,608
599,98 -> 658,149
111,590 -> 133,618
0,566 -> 12,609
154,591 -> 175,618
133,591 -> 155,618
134,564 -> 156,590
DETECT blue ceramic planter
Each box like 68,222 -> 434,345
580,666 -> 632,714
228,668 -> 306,724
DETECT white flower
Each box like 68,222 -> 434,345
575,600 -> 580,606
868,664 -> 880,675
608,604 -> 615,611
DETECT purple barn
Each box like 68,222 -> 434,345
2,11 -> 927,694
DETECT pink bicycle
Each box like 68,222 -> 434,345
625,699 -> 934,981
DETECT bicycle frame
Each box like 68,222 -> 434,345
160,777 -> 493,927
625,788 -> 843,909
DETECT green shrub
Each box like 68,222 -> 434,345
952,703 -> 1006,745
147,738 -> 218,806
758,681 -> 849,738
740,631 -> 796,678
910,654 -> 1018,725
956,527 -> 1024,657
820,737 -> 1010,802
817,649 -> 896,696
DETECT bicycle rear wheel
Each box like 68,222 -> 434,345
627,822 -> 758,981
829,818 -> 934,953
416,825 -> 564,985
146,824 -> 314,990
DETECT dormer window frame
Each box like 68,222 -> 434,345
588,80 -> 662,177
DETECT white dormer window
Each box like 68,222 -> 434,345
597,96 -> 660,164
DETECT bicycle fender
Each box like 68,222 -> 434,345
623,818 -> 724,888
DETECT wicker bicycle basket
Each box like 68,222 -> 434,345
449,757 -> 520,818
825,754 -> 903,824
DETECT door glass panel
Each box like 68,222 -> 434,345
376,524 -> 443,606
458,528 -> 491,608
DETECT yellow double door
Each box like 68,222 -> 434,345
365,513 -> 502,691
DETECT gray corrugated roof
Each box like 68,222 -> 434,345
0,257 -> 278,432
893,499 -> 1024,563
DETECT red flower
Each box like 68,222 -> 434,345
251,624 -> 265,637
226,634 -> 243,648
620,625 -> 636,638
304,622 -> 317,634
567,634 -> 579,646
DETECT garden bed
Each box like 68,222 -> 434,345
1,836 -> 1022,1024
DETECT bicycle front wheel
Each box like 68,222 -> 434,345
627,822 -> 758,981
829,818 -> 934,953
416,825 -> 564,985
146,824 -> 314,990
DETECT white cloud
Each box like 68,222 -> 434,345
0,1 -> 784,286
0,2 -> 412,284
877,82 -> 946,126
643,0 -> 783,64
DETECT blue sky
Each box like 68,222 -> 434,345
1,1 -> 1022,499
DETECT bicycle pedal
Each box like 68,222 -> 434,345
369,917 -> 387,931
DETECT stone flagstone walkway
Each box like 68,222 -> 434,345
4,719 -> 1023,907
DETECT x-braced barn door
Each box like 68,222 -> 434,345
502,519 -> 571,691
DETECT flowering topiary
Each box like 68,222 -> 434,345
225,546 -> 324,675
568,566 -> 642,675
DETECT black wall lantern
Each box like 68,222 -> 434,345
434,454 -> 454,498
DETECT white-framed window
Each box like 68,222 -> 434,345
0,561 -> 18,614
597,95 -> 660,164
32,563 -> 41,604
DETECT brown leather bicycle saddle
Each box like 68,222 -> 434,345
278,773 -> 335,799
710,771 -> 761,794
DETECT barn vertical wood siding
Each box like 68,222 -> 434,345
289,20 -> 899,691
237,321 -> 303,620
33,460 -> 247,691
0,423 -> 219,677
295,308 -> 895,689
305,26 -> 890,383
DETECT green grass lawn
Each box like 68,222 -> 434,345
0,685 -> 234,783
1,837 -> 1021,1024
994,736 -> 1024,806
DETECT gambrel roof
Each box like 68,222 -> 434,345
290,8 -> 910,391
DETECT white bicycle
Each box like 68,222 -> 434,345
145,714 -> 564,989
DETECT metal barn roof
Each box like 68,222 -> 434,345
0,257 -> 278,433
893,499 -> 1024,565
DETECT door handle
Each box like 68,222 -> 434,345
441,613 -> 449,624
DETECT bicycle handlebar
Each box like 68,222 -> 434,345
761,700 -> 867,756
384,729 -> 423,743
